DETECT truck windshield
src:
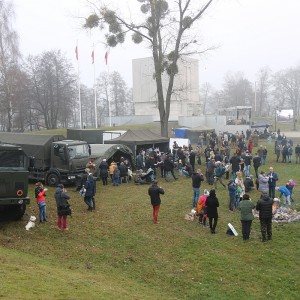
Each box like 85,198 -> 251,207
67,144 -> 89,159
0,150 -> 26,169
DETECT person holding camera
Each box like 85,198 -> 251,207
54,184 -> 71,231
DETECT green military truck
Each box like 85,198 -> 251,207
0,133 -> 90,186
0,143 -> 30,220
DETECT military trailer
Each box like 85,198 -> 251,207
0,133 -> 90,186
0,143 -> 30,220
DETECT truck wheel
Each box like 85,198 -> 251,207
47,173 -> 59,186
10,204 -> 26,221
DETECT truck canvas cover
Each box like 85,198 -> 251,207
0,133 -> 65,168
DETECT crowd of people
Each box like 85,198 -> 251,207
34,128 -> 296,240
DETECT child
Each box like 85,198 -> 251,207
177,159 -> 183,176
197,189 -> 209,227
286,180 -> 295,202
35,182 -> 48,224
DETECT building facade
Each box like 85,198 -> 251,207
132,56 -> 200,120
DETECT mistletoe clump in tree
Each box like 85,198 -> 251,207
84,0 -> 214,137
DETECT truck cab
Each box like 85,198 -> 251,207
0,143 -> 30,220
46,140 -> 90,186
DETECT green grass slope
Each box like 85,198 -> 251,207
1,141 -> 300,299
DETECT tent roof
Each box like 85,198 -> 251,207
189,125 -> 214,132
90,144 -> 132,158
105,129 -> 169,145
251,121 -> 272,128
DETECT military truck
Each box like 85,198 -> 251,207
0,143 -> 30,220
0,133 -> 90,186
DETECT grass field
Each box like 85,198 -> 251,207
1,140 -> 300,299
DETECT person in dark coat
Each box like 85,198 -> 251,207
229,153 -> 240,177
54,184 -> 71,230
256,193 -> 274,242
252,153 -> 261,178
205,189 -> 219,234
244,176 -> 254,192
237,194 -> 255,240
119,162 -> 128,183
189,150 -> 196,172
164,155 -> 177,181
191,169 -> 204,207
99,159 -> 109,185
148,181 -> 165,224
84,174 -> 96,210
267,166 -> 278,199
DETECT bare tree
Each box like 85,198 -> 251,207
0,0 -> 20,131
25,50 -> 77,129
272,67 -> 300,130
84,0 -> 214,137
220,72 -> 254,108
255,67 -> 271,117
96,71 -> 134,125
200,82 -> 213,114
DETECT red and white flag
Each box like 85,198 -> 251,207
91,50 -> 94,64
104,51 -> 108,65
75,45 -> 78,60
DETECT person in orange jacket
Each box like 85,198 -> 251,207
109,161 -> 117,181
197,189 -> 209,227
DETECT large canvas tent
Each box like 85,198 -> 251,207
90,144 -> 134,174
104,129 -> 170,154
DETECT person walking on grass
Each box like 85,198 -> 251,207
256,193 -> 274,242
84,174 -> 96,210
205,189 -> 219,234
237,194 -> 255,241
148,181 -> 165,224
191,169 -> 204,208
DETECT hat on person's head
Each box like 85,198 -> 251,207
103,159 -> 106,162
228,179 -> 234,184
57,184 -> 64,189
209,189 -> 216,197
204,189 -> 209,196
275,187 -> 279,190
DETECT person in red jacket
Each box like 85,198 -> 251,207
35,182 -> 48,224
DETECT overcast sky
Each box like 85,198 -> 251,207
13,0 -> 300,89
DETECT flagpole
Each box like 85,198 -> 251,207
93,45 -> 97,128
76,41 -> 82,129
105,51 -> 111,127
